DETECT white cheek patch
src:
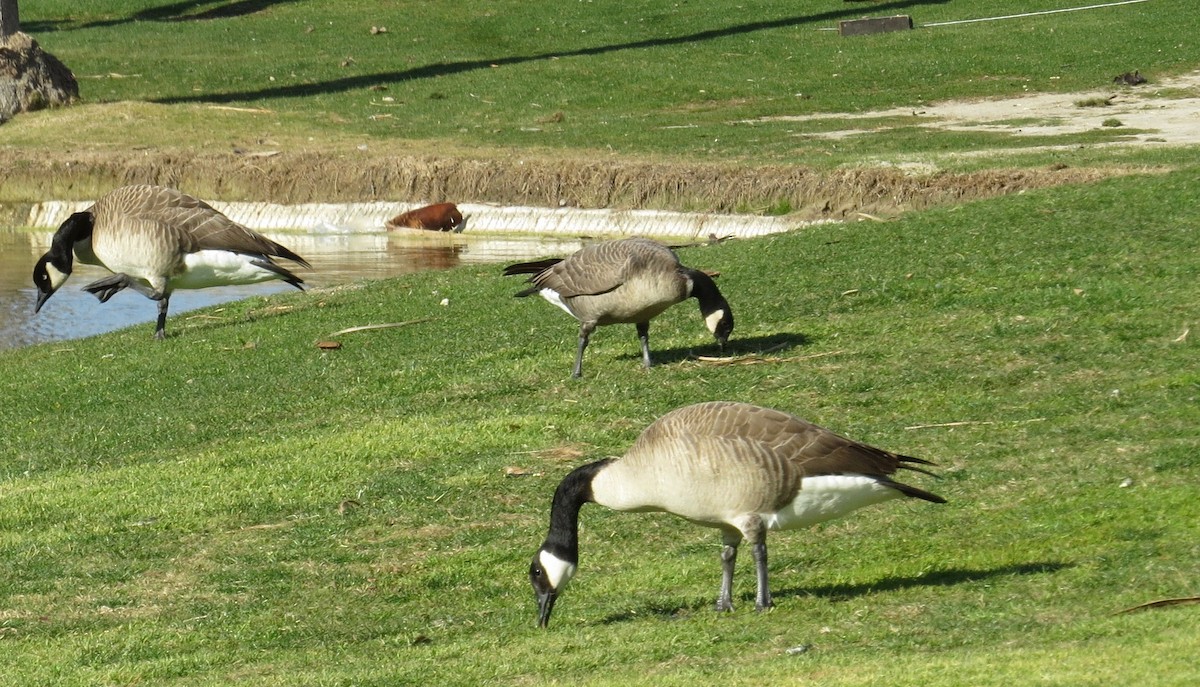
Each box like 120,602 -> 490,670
538,550 -> 578,591
48,264 -> 71,290
705,309 -> 726,334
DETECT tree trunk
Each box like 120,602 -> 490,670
1,0 -> 79,124
0,0 -> 20,39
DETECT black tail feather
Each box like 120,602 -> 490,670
252,259 -> 306,290
886,478 -> 947,504
887,454 -> 946,503
896,454 -> 942,479
503,257 -> 562,276
269,243 -> 311,269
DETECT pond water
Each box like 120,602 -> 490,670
0,227 -> 587,350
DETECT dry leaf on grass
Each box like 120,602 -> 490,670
504,466 -> 541,478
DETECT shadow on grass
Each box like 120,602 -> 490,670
25,0 -> 302,31
624,332 -> 812,368
783,561 -> 1073,602
128,0 -> 951,105
599,561 -> 1071,624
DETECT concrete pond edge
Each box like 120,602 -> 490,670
15,199 -> 829,241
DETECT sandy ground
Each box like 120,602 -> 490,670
753,69 -> 1200,149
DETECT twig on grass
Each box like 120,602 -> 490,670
693,348 -> 842,366
207,105 -> 274,114
329,318 -> 437,337
1116,596 -> 1200,614
905,418 -> 1047,430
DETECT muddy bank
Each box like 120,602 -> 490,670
0,148 -> 1128,222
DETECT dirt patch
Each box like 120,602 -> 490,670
755,69 -> 1200,150
0,147 -> 1132,223
3,72 -> 1196,219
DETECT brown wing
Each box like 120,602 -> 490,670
534,238 -> 679,298
641,402 -> 944,507
97,185 -> 309,267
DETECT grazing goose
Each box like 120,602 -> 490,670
32,184 -> 310,340
529,401 -> 947,628
503,238 -> 733,378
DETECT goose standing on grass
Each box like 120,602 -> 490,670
503,237 -> 733,378
32,184 -> 310,340
529,401 -> 947,628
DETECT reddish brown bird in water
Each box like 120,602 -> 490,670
386,202 -> 465,232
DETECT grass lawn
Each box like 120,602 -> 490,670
2,0 -> 1197,209
2,1 -> 1198,684
1,167 -> 1197,685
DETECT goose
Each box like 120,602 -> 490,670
503,237 -> 733,378
32,184 -> 310,340
529,401 -> 947,628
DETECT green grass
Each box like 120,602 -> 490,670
3,1 -> 1198,683
5,0 -> 1197,173
1,168 -> 1197,685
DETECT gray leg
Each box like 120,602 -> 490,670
82,274 -> 161,303
753,538 -> 773,611
635,321 -> 652,369
716,530 -> 741,612
153,295 -> 171,340
572,321 -> 596,378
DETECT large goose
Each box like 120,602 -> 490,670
503,238 -> 733,378
32,184 -> 310,339
529,401 -> 947,628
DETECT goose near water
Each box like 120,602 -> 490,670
32,184 -> 310,339
503,238 -> 733,378
529,401 -> 947,628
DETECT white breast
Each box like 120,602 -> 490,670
763,474 -> 901,530
173,251 -> 283,290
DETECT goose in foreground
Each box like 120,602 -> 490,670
503,237 -> 733,378
529,401 -> 947,628
32,184 -> 310,340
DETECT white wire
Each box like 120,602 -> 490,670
922,0 -> 1150,28
817,0 -> 1152,30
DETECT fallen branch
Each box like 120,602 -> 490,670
330,318 -> 437,337
905,418 -> 1046,430
694,348 -> 842,366
1116,596 -> 1200,614
207,105 -> 274,114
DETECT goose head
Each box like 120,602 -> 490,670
704,300 -> 734,350
529,547 -> 578,628
32,253 -> 72,313
688,270 -> 734,349
33,211 -> 92,313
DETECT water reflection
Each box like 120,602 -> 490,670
0,227 -> 586,350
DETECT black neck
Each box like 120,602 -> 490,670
685,269 -> 727,316
541,459 -> 612,564
48,211 -> 95,272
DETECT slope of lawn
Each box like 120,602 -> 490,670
1,167 -> 1196,685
